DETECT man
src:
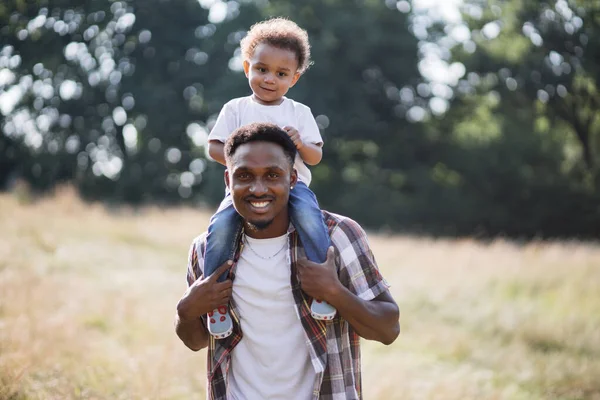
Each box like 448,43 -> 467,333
175,122 -> 400,400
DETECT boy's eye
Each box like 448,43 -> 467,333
277,72 -> 287,77
257,67 -> 266,73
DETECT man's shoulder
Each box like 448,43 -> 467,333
191,232 -> 209,257
321,210 -> 367,239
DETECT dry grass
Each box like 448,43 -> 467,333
1,187 -> 599,400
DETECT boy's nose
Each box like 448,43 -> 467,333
263,73 -> 275,84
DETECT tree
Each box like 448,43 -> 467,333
455,0 -> 600,179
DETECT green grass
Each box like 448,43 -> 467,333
0,187 -> 599,399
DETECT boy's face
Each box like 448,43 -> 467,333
243,43 -> 301,106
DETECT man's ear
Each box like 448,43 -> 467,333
224,168 -> 231,190
242,60 -> 250,77
290,168 -> 298,188
289,72 -> 301,88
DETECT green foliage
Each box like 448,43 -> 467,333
2,0 -> 600,237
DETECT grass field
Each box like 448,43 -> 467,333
1,187 -> 599,400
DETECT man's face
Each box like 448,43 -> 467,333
226,141 -> 297,238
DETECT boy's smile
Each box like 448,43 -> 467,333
243,43 -> 301,106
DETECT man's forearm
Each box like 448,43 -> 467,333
326,287 -> 400,345
175,313 -> 210,351
297,143 -> 322,165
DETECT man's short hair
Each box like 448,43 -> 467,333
240,17 -> 312,74
224,122 -> 297,168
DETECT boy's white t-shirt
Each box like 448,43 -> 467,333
208,96 -> 323,186
228,234 -> 316,400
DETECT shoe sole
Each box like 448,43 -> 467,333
208,306 -> 233,339
311,299 -> 337,320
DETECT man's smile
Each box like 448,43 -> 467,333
250,201 -> 270,208
245,196 -> 274,213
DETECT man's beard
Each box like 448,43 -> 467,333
246,218 -> 274,231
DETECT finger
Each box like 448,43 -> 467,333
219,288 -> 233,300
218,293 -> 231,304
215,280 -> 233,290
326,246 -> 335,262
209,260 -> 233,281
297,256 -> 317,268
220,288 -> 233,300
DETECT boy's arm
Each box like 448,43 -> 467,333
208,140 -> 226,166
207,101 -> 237,166
283,126 -> 323,165
298,142 -> 323,166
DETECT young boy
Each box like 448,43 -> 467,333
205,17 -> 335,339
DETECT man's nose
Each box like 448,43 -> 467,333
249,178 -> 268,194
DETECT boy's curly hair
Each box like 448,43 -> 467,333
240,17 -> 312,74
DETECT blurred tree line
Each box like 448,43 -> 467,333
1,0 -> 599,237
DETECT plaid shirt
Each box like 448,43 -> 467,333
186,211 -> 391,400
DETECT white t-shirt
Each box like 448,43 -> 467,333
228,233 -> 316,400
208,96 -> 323,186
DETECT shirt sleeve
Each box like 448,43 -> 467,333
332,218 -> 390,301
208,101 -> 237,143
186,235 -> 206,286
297,105 -> 323,146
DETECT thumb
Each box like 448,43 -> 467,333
326,246 -> 335,260
325,246 -> 336,265
210,260 -> 233,281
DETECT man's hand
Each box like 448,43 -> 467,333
177,261 -> 233,321
296,247 -> 342,302
283,126 -> 304,150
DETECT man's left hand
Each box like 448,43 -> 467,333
297,246 -> 341,302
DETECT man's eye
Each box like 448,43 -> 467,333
268,173 -> 280,179
237,173 -> 251,180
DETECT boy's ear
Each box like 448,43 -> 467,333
289,72 -> 301,87
243,60 -> 250,77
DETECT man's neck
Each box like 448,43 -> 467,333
243,217 -> 290,239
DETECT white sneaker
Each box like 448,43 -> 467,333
208,306 -> 233,339
310,299 -> 336,320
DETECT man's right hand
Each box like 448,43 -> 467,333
177,261 -> 233,321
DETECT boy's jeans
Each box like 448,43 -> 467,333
204,181 -> 330,282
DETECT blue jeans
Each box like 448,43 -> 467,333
203,181 -> 330,282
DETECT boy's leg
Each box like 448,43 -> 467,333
205,195 -> 243,281
289,182 -> 337,320
204,194 -> 242,338
289,182 -> 330,262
